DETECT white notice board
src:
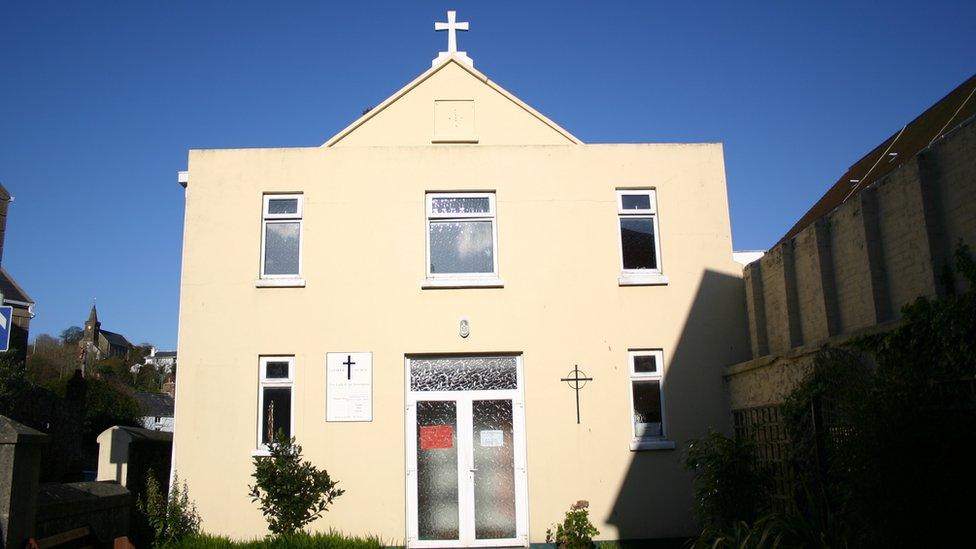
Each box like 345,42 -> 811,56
326,352 -> 372,422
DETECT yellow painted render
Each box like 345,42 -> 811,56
323,56 -> 580,147
174,143 -> 749,543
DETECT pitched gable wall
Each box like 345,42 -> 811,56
327,60 -> 578,147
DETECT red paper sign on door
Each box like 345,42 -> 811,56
420,425 -> 453,449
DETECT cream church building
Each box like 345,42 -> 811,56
173,12 -> 748,546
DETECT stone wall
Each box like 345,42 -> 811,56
728,117 -> 976,409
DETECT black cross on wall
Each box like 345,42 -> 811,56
561,365 -> 593,424
343,355 -> 356,380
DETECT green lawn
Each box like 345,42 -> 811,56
169,531 -> 386,549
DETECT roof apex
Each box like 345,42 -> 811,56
322,54 -> 582,147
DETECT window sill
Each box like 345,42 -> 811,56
250,449 -> 271,457
422,277 -> 504,289
255,278 -> 306,288
431,138 -> 479,144
618,273 -> 669,286
630,439 -> 676,451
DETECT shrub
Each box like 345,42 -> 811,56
545,500 -> 600,548
691,243 -> 976,548
684,431 -> 769,532
249,433 -> 345,536
138,470 -> 202,547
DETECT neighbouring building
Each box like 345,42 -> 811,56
0,183 -> 35,359
79,304 -> 133,364
138,347 -> 177,396
133,392 -> 175,432
726,74 -> 975,413
173,13 -> 748,545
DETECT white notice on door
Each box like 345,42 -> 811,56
326,352 -> 372,422
480,430 -> 504,447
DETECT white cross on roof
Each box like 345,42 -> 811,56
433,10 -> 473,67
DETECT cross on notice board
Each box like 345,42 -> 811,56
561,365 -> 593,425
343,355 -> 356,380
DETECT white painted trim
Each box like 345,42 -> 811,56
404,355 -> 528,548
630,439 -> 676,451
256,356 -> 295,451
422,278 -> 504,289
617,274 -> 669,286
627,349 -> 669,445
431,139 -> 479,144
255,278 -> 306,288
425,192 -> 500,281
259,193 -> 304,280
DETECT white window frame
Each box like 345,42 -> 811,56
627,349 -> 674,451
255,356 -> 295,453
616,189 -> 668,286
423,192 -> 502,288
258,193 -> 305,284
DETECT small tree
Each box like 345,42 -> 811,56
138,470 -> 201,547
545,500 -> 600,548
248,433 -> 345,536
684,431 -> 769,531
59,326 -> 84,345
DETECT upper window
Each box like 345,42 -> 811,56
426,192 -> 498,280
258,356 -> 294,449
628,349 -> 667,442
617,190 -> 664,281
261,194 -> 303,279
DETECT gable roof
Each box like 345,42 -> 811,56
323,54 -> 582,147
134,392 -> 175,418
100,329 -> 132,349
0,267 -> 33,306
778,73 -> 976,245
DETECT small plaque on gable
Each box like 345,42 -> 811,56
326,352 -> 372,422
433,99 -> 476,143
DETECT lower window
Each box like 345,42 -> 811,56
629,349 -> 666,440
258,356 -> 294,447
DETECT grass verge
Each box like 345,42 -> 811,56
168,531 -> 385,548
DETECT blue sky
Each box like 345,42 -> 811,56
1,1 -> 973,348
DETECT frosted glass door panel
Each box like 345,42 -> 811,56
472,399 -> 516,540
416,401 -> 459,541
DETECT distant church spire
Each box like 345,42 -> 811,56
84,300 -> 101,346
88,301 -> 99,324
433,10 -> 473,68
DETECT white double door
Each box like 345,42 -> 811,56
405,356 -> 528,548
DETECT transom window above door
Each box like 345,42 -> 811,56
424,192 -> 503,288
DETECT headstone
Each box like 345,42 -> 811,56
0,415 -> 48,549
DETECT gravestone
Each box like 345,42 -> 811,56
0,415 -> 47,549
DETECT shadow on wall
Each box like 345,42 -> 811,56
606,269 -> 750,542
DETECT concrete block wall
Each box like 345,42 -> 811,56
728,118 -> 975,409
828,195 -> 880,333
758,246 -> 792,355
875,159 -> 939,311
931,118 -> 976,292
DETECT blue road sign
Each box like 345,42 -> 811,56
0,306 -> 12,352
